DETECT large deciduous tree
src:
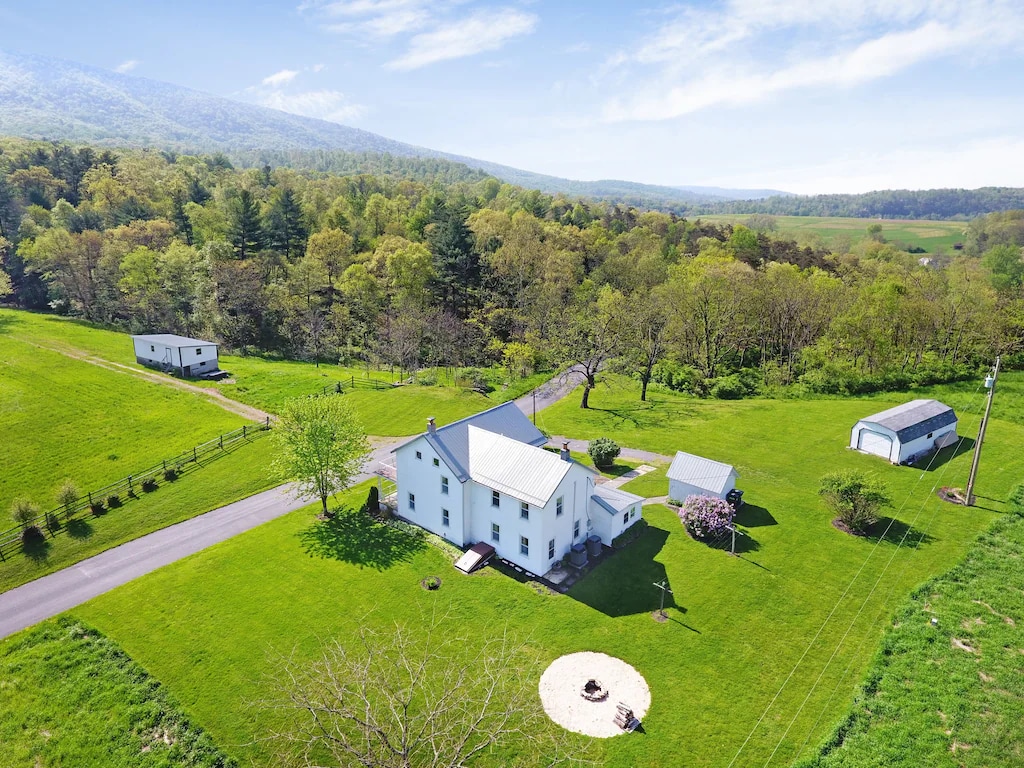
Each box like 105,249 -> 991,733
268,614 -> 575,768
273,396 -> 370,517
557,283 -> 626,408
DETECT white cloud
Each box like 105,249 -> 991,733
262,69 -> 300,86
317,0 -> 432,37
260,88 -> 367,122
114,59 -> 139,73
602,0 -> 1024,122
386,8 -> 536,70
311,63 -> 326,72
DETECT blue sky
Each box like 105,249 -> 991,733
5,0 -> 1024,194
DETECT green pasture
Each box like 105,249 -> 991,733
66,379 -> 1024,767
0,436 -> 277,593
698,214 -> 966,253
0,309 -> 532,435
0,618 -> 232,768
0,313 -> 248,515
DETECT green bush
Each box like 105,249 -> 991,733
107,494 -> 122,509
56,478 -> 80,514
588,437 -> 621,469
819,471 -> 891,533
164,467 -> 179,481
141,478 -> 158,493
90,501 -> 105,515
10,497 -> 39,529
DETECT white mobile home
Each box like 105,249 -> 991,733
850,399 -> 957,464
667,451 -> 739,502
132,334 -> 219,377
392,402 -> 643,576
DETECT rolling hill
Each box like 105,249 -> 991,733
0,48 -> 786,209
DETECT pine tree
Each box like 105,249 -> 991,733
230,189 -> 263,259
266,188 -> 307,260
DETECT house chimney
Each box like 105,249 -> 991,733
427,416 -> 437,434
560,441 -> 571,462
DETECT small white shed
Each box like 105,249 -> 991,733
132,334 -> 219,377
589,484 -> 644,545
850,399 -> 957,464
667,451 -> 739,501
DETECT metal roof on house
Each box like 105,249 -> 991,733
467,426 -> 572,507
132,334 -> 218,348
395,401 -> 548,483
858,399 -> 956,442
591,484 -> 645,515
667,451 -> 738,496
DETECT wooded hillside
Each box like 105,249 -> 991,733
2,138 -> 1023,401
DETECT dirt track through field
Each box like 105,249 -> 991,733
17,339 -> 272,423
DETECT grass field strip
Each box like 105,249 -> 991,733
728,382 -> 990,767
768,389 -> 988,766
789,382 -> 993,763
11,335 -> 270,422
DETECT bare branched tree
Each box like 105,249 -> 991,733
267,615 -> 581,768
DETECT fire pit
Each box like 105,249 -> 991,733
581,678 -> 609,702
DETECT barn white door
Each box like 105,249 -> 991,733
858,429 -> 892,459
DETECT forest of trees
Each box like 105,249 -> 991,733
700,187 -> 1024,220
1,138 -> 1023,402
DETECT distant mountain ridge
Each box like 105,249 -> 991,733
0,48 -> 786,209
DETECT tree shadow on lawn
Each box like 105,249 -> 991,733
734,504 -> 776,527
864,516 -> 935,548
910,437 -> 975,472
298,507 -> 426,570
589,400 -> 701,431
568,525 -> 681,618
66,518 -> 93,539
22,535 -> 51,563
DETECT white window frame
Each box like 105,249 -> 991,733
556,496 -> 563,516
491,490 -> 500,507
408,492 -> 415,511
520,536 -> 529,556
491,523 -> 500,542
441,476 -> 449,495
442,508 -> 449,527
573,519 -> 580,540
520,501 -> 529,520
548,538 -> 555,559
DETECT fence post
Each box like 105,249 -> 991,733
219,434 -> 224,449
193,447 -> 197,462
128,475 -> 133,495
243,425 -> 247,438
266,415 -> 270,429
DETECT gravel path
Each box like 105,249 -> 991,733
538,652 -> 651,738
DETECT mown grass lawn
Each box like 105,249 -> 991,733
0,436 -> 278,593
799,512 -> 1024,767
0,315 -> 249,515
0,617 -> 233,768
0,309 -> 518,436
70,381 -> 1024,767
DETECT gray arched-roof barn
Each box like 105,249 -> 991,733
850,399 -> 958,464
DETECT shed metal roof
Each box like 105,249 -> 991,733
858,399 -> 956,442
132,334 -> 218,347
591,484 -> 645,515
667,451 -> 738,496
395,401 -> 547,483
467,426 -> 572,507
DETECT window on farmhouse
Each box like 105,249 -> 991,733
491,523 -> 500,542
520,536 -> 529,556
520,501 -> 529,520
408,493 -> 415,511
442,509 -> 449,527
196,348 -> 201,355
548,538 -> 555,559
441,476 -> 449,495
150,345 -> 155,352
416,451 -> 422,460
573,520 -> 580,540
491,490 -> 500,507
623,512 -> 629,525
433,458 -> 439,467
556,496 -> 563,516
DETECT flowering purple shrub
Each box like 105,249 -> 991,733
678,495 -> 734,540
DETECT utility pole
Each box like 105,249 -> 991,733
966,356 -> 1000,506
532,390 -> 537,425
653,579 -> 673,619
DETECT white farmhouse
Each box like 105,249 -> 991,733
392,402 -> 644,576
850,399 -> 957,464
667,451 -> 739,502
132,334 -> 219,377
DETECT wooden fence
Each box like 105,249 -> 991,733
315,375 -> 393,397
0,418 -> 271,561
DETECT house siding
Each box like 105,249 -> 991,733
394,436 -> 467,547
669,475 -> 736,502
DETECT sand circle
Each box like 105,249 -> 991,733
538,652 -> 651,738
